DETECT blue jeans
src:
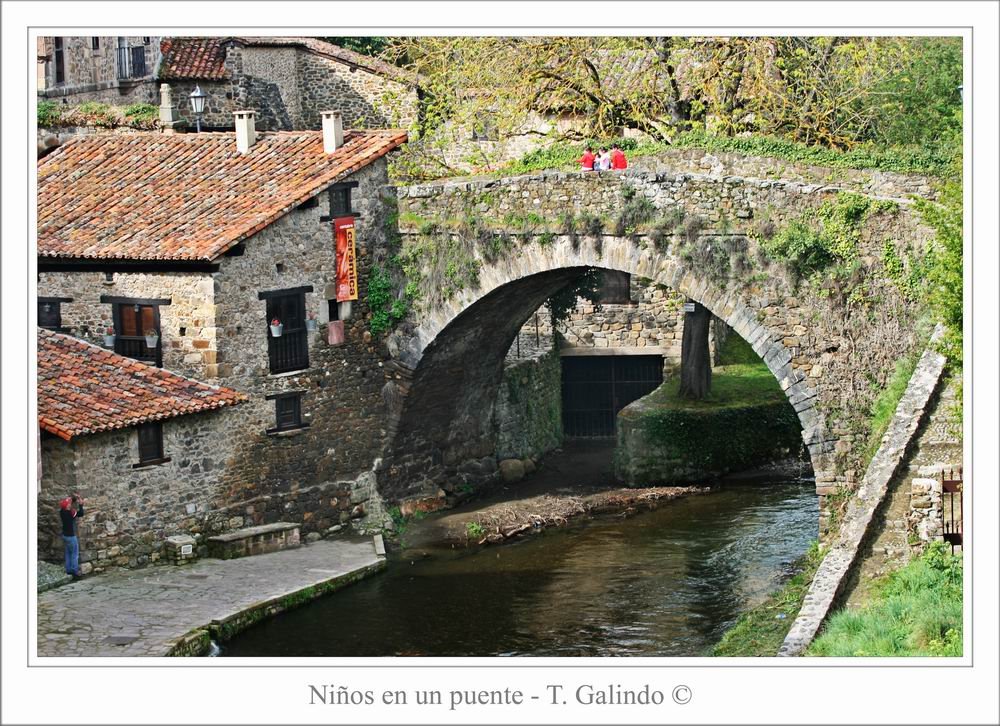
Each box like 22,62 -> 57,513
62,535 -> 80,575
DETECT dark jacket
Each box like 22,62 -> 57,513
59,506 -> 84,537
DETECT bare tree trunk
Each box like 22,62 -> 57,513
679,301 -> 712,399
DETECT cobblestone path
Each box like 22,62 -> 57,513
37,537 -> 383,657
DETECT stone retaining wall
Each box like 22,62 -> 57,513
494,349 -> 563,461
777,326 -> 947,656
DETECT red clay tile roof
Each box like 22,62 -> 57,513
37,329 -> 247,441
158,36 -> 418,86
37,128 -> 407,262
159,37 -> 229,81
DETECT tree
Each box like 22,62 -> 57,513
678,301 -> 712,399
322,37 -> 389,57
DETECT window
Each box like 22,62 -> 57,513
101,296 -> 170,366
38,297 -> 71,329
259,287 -> 312,374
327,299 -> 340,321
598,271 -> 633,304
91,37 -> 100,51
54,38 -> 65,84
329,185 -> 353,218
267,392 -> 307,433
134,422 -> 167,467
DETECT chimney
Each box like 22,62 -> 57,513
158,84 -> 180,133
233,110 -> 257,153
321,110 -> 344,153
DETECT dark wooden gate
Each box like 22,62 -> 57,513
942,467 -> 963,552
561,355 -> 664,437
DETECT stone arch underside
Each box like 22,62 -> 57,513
379,237 -> 833,509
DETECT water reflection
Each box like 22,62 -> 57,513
221,482 -> 816,657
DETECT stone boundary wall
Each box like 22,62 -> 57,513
493,349 -> 563,461
628,147 -> 938,201
777,326 -> 947,656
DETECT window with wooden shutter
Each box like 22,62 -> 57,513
134,422 -> 167,467
38,297 -> 71,330
108,300 -> 162,366
266,392 -> 307,433
259,287 -> 312,374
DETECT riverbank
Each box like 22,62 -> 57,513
36,537 -> 384,657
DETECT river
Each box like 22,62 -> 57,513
220,478 -> 816,657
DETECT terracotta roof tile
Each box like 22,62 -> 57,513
37,128 -> 407,262
37,329 -> 247,441
159,37 -> 229,81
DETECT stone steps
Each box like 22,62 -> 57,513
206,522 -> 301,561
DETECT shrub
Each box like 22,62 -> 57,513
614,194 -> 657,240
37,100 -> 61,127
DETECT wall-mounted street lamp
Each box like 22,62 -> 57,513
189,85 -> 208,132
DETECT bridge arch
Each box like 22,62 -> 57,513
381,236 -> 830,508
379,163 -> 933,533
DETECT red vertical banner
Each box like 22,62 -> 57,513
334,216 -> 358,302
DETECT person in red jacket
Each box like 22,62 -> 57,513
611,143 -> 628,170
578,146 -> 595,171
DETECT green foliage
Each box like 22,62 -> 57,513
37,101 -> 161,130
680,234 -> 750,285
465,521 -> 485,539
880,240 -> 927,301
808,542 -> 962,656
322,37 -> 390,56
712,542 -> 823,656
614,193 -> 657,240
914,165 -> 963,367
760,192 -> 897,282
716,332 -> 762,366
122,103 -> 158,123
647,208 -> 686,252
366,265 -> 408,337
671,129 -> 954,176
37,100 -> 60,127
624,364 -> 803,476
547,267 -> 602,327
865,352 -> 920,461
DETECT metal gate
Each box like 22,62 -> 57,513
561,355 -> 664,437
942,467 -> 963,552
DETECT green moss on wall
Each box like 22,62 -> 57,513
616,364 -> 803,485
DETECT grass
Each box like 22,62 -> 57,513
711,541 -> 823,656
864,352 -> 920,462
644,363 -> 785,412
808,542 -> 963,657
716,331 -> 763,366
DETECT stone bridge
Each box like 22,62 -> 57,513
378,151 -> 936,533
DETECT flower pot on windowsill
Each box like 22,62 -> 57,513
144,334 -> 159,349
306,318 -> 319,332
270,323 -> 283,338
103,334 -> 116,347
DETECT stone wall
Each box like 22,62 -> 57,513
37,271 -> 218,380
493,349 -> 563,461
38,408 -> 242,573
37,157 -> 400,568
389,162 -> 933,524
38,36 -> 159,103
778,328 -> 948,656
615,391 -> 802,485
163,43 -> 418,132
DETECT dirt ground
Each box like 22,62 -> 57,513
401,439 -> 710,550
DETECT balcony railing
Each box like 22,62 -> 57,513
116,46 -> 147,81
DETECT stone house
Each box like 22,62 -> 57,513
37,112 -> 407,568
37,328 -> 247,572
37,35 -> 161,104
39,35 -> 420,132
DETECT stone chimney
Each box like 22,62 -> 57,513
234,110 -> 257,154
321,110 -> 344,153
159,84 -> 181,133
